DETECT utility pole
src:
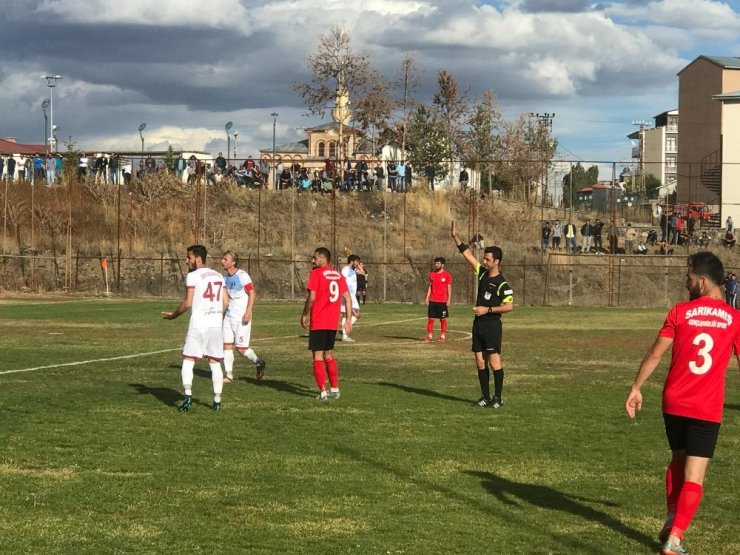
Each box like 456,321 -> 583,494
529,113 -> 555,204
632,120 -> 648,209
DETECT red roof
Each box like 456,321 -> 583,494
0,138 -> 48,155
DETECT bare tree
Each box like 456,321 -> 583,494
432,70 -> 470,188
353,68 -> 398,158
465,89 -> 504,193
398,54 -> 420,157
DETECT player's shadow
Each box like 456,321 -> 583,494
725,403 -> 740,411
242,377 -> 316,398
129,383 -> 182,407
383,335 -> 425,341
372,381 -> 472,404
465,470 -> 655,549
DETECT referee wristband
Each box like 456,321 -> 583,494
457,243 -> 468,253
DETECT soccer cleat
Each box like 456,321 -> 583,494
211,400 -> 222,411
476,397 -> 490,407
659,515 -> 674,543
661,539 -> 688,555
329,390 -> 341,399
177,395 -> 192,412
255,358 -> 266,381
223,375 -> 234,384
424,335 -> 433,343
317,391 -> 329,401
341,336 -> 355,342
438,335 -> 446,343
487,396 -> 503,409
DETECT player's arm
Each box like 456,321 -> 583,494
625,335 -> 673,418
451,220 -> 478,268
300,289 -> 315,329
424,284 -> 431,305
162,286 -> 194,320
446,282 -> 452,305
342,291 -> 353,336
243,286 -> 255,324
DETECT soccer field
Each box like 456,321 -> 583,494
0,300 -> 738,554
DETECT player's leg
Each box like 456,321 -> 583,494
309,330 -> 330,400
324,349 -> 341,399
235,320 -> 266,380
179,356 -> 196,412
205,328 -> 224,410
439,305 -> 449,342
179,327 -> 208,412
426,302 -> 437,342
485,320 -> 504,408
222,318 -> 237,382
472,321 -> 490,406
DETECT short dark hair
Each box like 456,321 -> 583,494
434,257 -> 446,264
484,246 -> 503,263
347,254 -> 360,263
314,247 -> 331,263
187,244 -> 207,263
687,251 -> 724,286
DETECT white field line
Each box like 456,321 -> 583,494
0,316 -> 432,376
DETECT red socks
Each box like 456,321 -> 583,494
666,459 -> 685,513
313,360 -> 326,390
426,319 -> 434,334
326,357 -> 339,389
440,319 -> 448,334
671,481 -> 703,539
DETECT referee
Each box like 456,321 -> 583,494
451,221 -> 514,408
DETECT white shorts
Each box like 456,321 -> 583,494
183,326 -> 224,360
223,316 -> 252,348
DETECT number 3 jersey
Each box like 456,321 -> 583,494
186,267 -> 226,329
307,265 -> 347,331
659,296 -> 740,422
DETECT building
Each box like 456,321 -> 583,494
676,56 -> 740,216
627,110 -> 678,196
576,182 -> 625,213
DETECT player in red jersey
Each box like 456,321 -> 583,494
424,257 -> 452,342
626,251 -> 740,555
300,247 -> 353,401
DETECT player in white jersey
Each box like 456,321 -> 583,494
162,245 -> 227,412
340,254 -> 361,342
221,251 -> 266,383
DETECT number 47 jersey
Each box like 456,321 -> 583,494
660,296 -> 740,423
187,267 -> 226,329
307,265 -> 347,331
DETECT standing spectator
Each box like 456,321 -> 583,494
451,221 -> 513,409
220,251 -> 266,383
340,255 -> 361,342
54,154 -> 62,180
144,155 -> 156,173
625,223 -> 638,254
425,164 -> 435,191
300,247 -> 353,401
215,152 -> 227,173
356,261 -> 367,305
396,160 -> 406,191
730,273 -> 738,309
95,154 -> 108,182
725,215 -> 733,233
374,162 -> 385,191
108,154 -> 119,184
424,256 -> 452,343
24,155 -> 33,182
581,219 -> 594,253
33,153 -> 45,181
660,211 -> 668,243
551,219 -> 562,251
7,156 -> 16,182
259,158 -> 269,187
122,159 -> 132,185
593,219 -> 604,251
540,221 -> 551,253
459,167 -> 469,191
607,219 -> 620,254
161,245 -> 226,412
275,158 -> 284,190
45,154 -> 56,185
17,155 -> 26,181
0,156 -> 4,181
77,152 -> 89,178
722,271 -> 733,305
563,220 -> 577,254
406,162 -> 413,190
625,251 -> 740,555
387,160 -> 398,192
669,213 -> 679,245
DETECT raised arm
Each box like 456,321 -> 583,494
451,221 -> 478,269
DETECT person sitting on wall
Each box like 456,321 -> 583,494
724,229 -> 736,249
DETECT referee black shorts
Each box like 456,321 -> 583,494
427,301 -> 449,319
663,413 -> 721,458
308,329 -> 337,352
471,317 -> 502,353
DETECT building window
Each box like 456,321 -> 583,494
329,142 -> 336,158
667,116 -> 678,133
665,137 -> 677,153
318,142 -> 325,157
666,155 -> 677,169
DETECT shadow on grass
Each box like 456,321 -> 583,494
465,470 -> 655,550
372,381 -> 472,404
241,377 -> 316,398
382,335 -> 423,341
129,383 -> 182,407
725,403 -> 740,411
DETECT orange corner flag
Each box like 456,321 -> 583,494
101,258 -> 108,270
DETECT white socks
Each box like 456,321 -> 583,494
223,349 -> 235,375
243,348 -> 259,364
181,359 -> 195,396
210,360 -> 223,401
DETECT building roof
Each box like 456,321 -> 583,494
0,138 -> 48,155
678,55 -> 740,75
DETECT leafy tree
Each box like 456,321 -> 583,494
163,145 -> 176,174
353,68 -> 397,157
561,162 -> 598,207
405,105 -> 447,190
464,89 -> 503,194
397,54 -> 420,156
644,173 -> 662,199
432,70 -> 469,188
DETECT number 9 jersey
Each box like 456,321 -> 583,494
307,265 -> 347,331
659,296 -> 740,423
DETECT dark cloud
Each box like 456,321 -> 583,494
519,0 -> 590,13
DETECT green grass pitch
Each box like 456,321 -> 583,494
0,300 -> 738,554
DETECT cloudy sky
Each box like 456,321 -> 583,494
2,0 -> 740,171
